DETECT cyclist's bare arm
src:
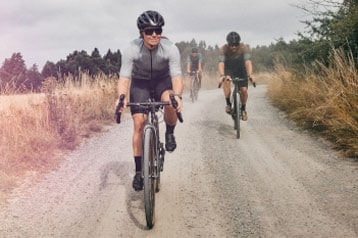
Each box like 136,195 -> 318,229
218,61 -> 225,77
171,75 -> 184,112
198,61 -> 203,73
117,77 -> 130,108
245,60 -> 256,86
186,62 -> 191,74
245,60 -> 253,77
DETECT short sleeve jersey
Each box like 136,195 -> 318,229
218,44 -> 251,79
187,53 -> 202,71
120,38 -> 182,81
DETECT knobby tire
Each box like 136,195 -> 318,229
143,127 -> 155,229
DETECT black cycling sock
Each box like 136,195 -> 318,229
166,124 -> 175,134
226,98 -> 231,106
241,104 -> 246,111
134,156 -> 141,172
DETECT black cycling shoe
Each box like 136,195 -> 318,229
165,133 -> 177,152
132,172 -> 143,191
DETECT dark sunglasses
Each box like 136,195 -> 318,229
229,43 -> 239,47
143,28 -> 163,35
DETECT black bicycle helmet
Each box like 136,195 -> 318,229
191,47 -> 198,53
226,31 -> 241,45
137,10 -> 165,31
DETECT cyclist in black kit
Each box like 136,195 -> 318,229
116,10 -> 184,191
186,47 -> 203,94
218,31 -> 256,121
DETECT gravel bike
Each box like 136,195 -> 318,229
115,93 -> 183,229
219,77 -> 255,139
189,70 -> 200,102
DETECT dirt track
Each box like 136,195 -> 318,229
0,85 -> 357,237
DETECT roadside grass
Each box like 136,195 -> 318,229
0,73 -> 118,205
267,49 -> 358,158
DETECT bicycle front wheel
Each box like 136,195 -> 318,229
233,88 -> 241,139
235,91 -> 241,139
191,78 -> 198,102
143,128 -> 155,229
193,77 -> 199,100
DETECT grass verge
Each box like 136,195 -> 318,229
0,73 -> 118,205
267,49 -> 358,158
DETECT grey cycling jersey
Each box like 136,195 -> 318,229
187,53 -> 202,71
120,38 -> 182,80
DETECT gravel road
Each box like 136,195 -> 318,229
0,85 -> 357,237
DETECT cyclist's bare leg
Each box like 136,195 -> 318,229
161,89 -> 180,151
132,113 -> 146,156
240,86 -> 248,106
131,113 -> 146,190
223,79 -> 232,113
198,72 -> 202,88
240,86 -> 248,120
223,79 -> 231,98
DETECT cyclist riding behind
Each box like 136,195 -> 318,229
218,31 -> 255,121
116,10 -> 183,191
186,47 -> 203,97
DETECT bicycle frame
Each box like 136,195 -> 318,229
141,101 -> 167,181
116,94 -> 182,229
218,76 -> 255,138
219,77 -> 245,138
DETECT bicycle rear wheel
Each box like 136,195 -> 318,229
143,128 -> 155,229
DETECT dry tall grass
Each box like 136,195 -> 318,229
267,49 -> 358,158
0,73 -> 118,202
0,70 -> 263,203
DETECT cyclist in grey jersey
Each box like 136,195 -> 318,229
117,10 -> 183,191
120,38 -> 182,81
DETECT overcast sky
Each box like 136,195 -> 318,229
0,0 -> 311,69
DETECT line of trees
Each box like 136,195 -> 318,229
0,53 -> 43,93
42,48 -> 121,79
1,0 -> 355,94
0,39 -> 220,94
0,48 -> 121,93
177,0 -> 357,76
